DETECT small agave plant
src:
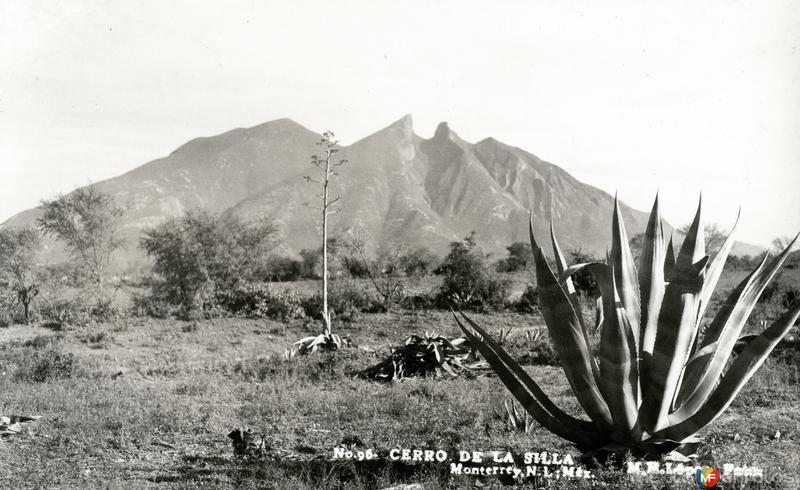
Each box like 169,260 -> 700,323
286,332 -> 348,358
454,195 -> 799,461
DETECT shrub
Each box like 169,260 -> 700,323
397,247 -> 439,276
435,232 -> 511,311
399,293 -> 435,311
264,256 -> 304,282
301,281 -> 379,322
497,241 -> 533,272
299,248 -> 320,279
0,341 -> 80,383
140,210 -> 279,311
342,254 -> 370,278
511,284 -> 539,313
518,339 -> 560,366
38,298 -> 91,329
760,273 -> 800,310
131,291 -> 179,319
216,284 -> 306,321
751,273 -> 800,327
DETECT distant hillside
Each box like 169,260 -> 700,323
2,115 -> 761,266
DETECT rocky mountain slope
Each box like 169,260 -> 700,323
4,115 -> 760,265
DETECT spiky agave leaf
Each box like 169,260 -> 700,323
551,221 -> 602,380
453,192 -> 798,460
559,260 -> 641,441
640,198 -> 708,433
454,312 -> 606,449
639,194 -> 666,356
640,255 -> 708,433
529,218 -> 614,430
603,269 -> 641,440
610,197 -> 641,348
694,209 -> 740,328
664,233 -> 676,282
550,221 -> 584,325
670,234 -> 799,422
658,302 -> 800,441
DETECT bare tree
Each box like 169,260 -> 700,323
772,236 -> 796,252
38,187 -> 124,307
304,131 -> 348,335
676,222 -> 728,256
348,232 -> 405,311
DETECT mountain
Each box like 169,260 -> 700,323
1,115 -> 757,266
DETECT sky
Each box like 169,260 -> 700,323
1,0 -> 798,247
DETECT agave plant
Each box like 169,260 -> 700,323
285,332 -> 347,358
358,332 -> 479,381
454,195 -> 800,460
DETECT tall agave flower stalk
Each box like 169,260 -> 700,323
454,195 -> 800,459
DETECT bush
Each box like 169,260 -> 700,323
435,232 -> 511,311
342,255 -> 370,278
399,293 -> 435,311
140,210 -> 279,311
497,242 -> 533,273
301,281 -> 379,322
131,291 -> 180,319
216,284 -> 306,321
511,284 -> 539,313
0,341 -> 80,383
397,247 -> 439,276
760,273 -> 800,310
750,273 -> 800,326
517,339 -> 560,366
264,256 -> 304,282
38,298 -> 91,328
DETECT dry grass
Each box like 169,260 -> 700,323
0,272 -> 798,488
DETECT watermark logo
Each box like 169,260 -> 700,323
695,466 -> 721,487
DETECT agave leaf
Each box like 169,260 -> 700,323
594,296 -> 605,333
597,266 -> 641,439
458,311 -> 599,431
550,221 -> 577,295
679,211 -> 741,389
530,218 -> 614,428
676,197 -> 706,269
659,302 -> 800,441
683,333 -> 760,370
640,256 -> 708,433
664,198 -> 707,405
560,259 -> 639,438
559,263 -> 604,336
453,313 -> 605,448
695,209 -> 740,328
611,197 -> 642,347
639,194 -> 666,356
671,234 -> 798,421
551,221 -> 591,337
664,232 -> 676,282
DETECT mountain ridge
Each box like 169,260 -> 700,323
2,115 -> 763,265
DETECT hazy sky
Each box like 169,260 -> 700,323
1,0 -> 798,247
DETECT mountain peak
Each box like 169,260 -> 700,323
249,117 -> 315,134
358,114 -> 415,146
434,121 -> 459,142
379,113 -> 413,132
